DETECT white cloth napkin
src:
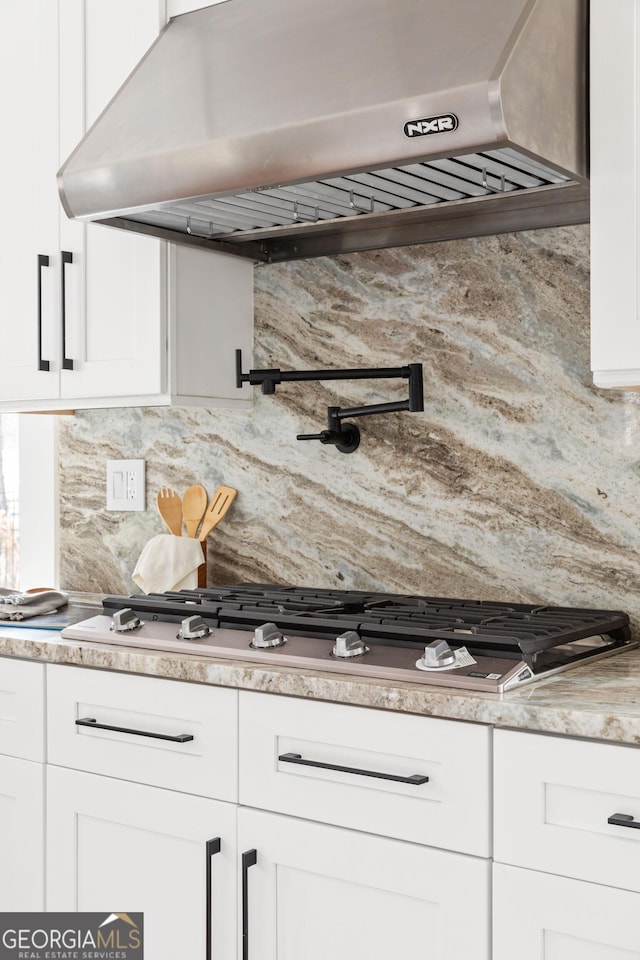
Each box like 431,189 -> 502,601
132,535 -> 205,594
0,588 -> 69,620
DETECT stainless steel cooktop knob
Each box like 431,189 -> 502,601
332,630 -> 370,658
251,622 -> 287,649
110,608 -> 142,633
419,639 -> 457,669
177,615 -> 211,641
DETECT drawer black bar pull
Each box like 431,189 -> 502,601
61,251 -> 74,370
241,849 -> 257,960
37,254 -> 50,371
205,837 -> 221,960
75,717 -> 194,743
608,813 -> 640,830
278,752 -> 429,785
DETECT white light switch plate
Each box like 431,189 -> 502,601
106,459 -> 145,511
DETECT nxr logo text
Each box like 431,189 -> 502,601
403,114 -> 459,137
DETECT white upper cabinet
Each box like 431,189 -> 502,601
0,0 -> 253,411
590,1 -> 640,388
57,0 -> 166,404
0,0 -> 59,403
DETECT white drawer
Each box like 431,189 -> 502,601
494,729 -> 640,891
0,657 -> 45,761
47,665 -> 237,801
239,691 -> 491,856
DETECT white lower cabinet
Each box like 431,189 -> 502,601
494,729 -> 640,960
493,864 -> 640,960
46,765 -> 236,960
6,654 -> 640,957
0,659 -> 46,911
238,807 -> 490,960
0,755 -> 45,911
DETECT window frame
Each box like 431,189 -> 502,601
18,415 -> 58,589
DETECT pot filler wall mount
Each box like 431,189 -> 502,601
235,350 -> 424,453
56,0 -> 589,263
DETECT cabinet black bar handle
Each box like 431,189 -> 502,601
241,849 -> 257,960
278,752 -> 429,785
608,813 -> 640,830
75,717 -> 194,743
37,254 -> 50,371
61,250 -> 74,370
205,837 -> 221,960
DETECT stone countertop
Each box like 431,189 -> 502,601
1,616 -> 639,746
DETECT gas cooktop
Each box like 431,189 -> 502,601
60,584 -> 636,693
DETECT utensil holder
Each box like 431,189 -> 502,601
198,540 -> 207,588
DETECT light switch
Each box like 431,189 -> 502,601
106,459 -> 145,511
113,471 -> 125,499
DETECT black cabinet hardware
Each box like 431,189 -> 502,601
236,349 -> 423,454
608,813 -> 640,830
61,250 -> 74,370
278,751 -> 429,785
205,837 -> 221,960
37,254 -> 50,372
241,849 -> 257,960
75,717 -> 194,742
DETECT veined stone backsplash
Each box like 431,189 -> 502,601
59,226 -> 640,631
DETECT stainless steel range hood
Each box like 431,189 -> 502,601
58,0 -> 588,263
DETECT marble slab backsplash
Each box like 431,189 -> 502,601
58,226 -> 640,632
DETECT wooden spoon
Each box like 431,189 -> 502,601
199,486 -> 237,541
156,487 -> 183,536
182,484 -> 208,538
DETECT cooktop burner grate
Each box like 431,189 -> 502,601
101,584 -> 631,656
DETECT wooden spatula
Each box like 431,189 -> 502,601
156,487 -> 183,536
199,485 -> 237,541
182,484 -> 208,537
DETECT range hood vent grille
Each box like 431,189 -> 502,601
125,148 -> 570,244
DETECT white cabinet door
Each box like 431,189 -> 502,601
0,0 -> 164,407
494,864 -> 640,960
238,807 -> 491,960
0,756 -> 44,910
47,766 -> 236,960
58,0 -> 166,401
0,0 -> 60,402
590,1 -> 640,388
